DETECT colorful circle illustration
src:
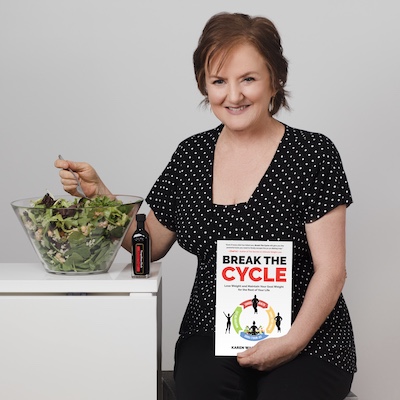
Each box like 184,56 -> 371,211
231,298 -> 276,341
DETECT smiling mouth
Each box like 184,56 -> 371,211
227,105 -> 249,112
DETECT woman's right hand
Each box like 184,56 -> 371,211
54,159 -> 111,198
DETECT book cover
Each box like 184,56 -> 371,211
215,240 -> 293,356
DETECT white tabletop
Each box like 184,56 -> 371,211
0,262 -> 161,293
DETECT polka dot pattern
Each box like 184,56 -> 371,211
146,124 -> 357,373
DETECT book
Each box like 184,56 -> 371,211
215,240 -> 293,356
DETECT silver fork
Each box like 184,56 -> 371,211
58,155 -> 88,198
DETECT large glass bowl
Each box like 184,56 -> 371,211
11,194 -> 143,275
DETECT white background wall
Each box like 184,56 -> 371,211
1,1 -> 399,399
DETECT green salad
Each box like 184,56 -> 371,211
19,193 -> 136,273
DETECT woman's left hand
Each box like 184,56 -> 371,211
236,335 -> 299,371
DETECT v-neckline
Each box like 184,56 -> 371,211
209,124 -> 288,208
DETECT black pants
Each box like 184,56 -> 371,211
174,335 -> 353,400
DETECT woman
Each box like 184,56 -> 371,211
55,12 -> 356,399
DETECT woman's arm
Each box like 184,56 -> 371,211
286,204 -> 347,351
237,204 -> 347,370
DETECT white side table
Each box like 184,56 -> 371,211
0,262 -> 162,400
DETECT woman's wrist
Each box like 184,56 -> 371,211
96,181 -> 113,196
283,328 -> 310,355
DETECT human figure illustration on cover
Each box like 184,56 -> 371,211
245,320 -> 265,337
274,312 -> 283,333
252,294 -> 259,314
223,311 -> 235,333
250,321 -> 258,335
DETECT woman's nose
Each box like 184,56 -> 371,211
226,83 -> 244,103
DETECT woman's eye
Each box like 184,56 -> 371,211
212,79 -> 224,85
244,77 -> 255,82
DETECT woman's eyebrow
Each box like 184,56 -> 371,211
207,71 -> 260,79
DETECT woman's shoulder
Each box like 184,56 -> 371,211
177,124 -> 222,149
166,125 -> 222,165
285,124 -> 334,145
284,124 -> 341,156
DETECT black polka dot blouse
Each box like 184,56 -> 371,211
146,124 -> 357,373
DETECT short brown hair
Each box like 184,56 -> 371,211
193,12 -> 289,115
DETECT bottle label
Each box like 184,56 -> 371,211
135,243 -> 145,274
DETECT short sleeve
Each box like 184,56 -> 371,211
145,146 -> 183,232
303,135 -> 353,223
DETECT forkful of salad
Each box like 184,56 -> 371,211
58,155 -> 88,198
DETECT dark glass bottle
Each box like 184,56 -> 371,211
131,214 -> 150,277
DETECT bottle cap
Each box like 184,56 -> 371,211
136,214 -> 146,222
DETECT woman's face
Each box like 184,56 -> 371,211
205,43 -> 275,134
